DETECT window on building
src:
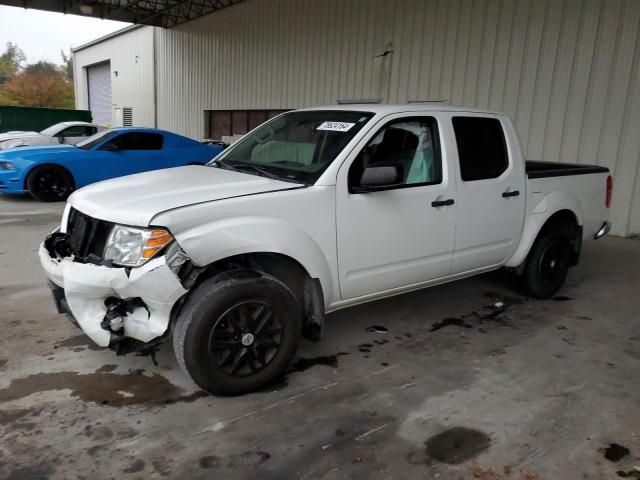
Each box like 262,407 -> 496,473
206,109 -> 289,140
452,117 -> 508,181
104,132 -> 164,150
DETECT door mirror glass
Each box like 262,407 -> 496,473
101,143 -> 119,151
357,165 -> 403,191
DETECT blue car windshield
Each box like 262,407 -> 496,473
209,110 -> 374,184
77,130 -> 116,150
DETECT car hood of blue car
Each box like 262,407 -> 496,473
0,144 -> 81,167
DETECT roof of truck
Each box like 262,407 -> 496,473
296,104 -> 504,116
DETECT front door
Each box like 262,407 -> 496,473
336,115 -> 456,300
92,132 -> 165,182
449,115 -> 526,273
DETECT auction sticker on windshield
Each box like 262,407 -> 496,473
317,121 -> 356,132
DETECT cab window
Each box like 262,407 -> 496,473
452,117 -> 508,181
348,117 -> 442,191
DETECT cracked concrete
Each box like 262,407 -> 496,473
1,193 -> 639,480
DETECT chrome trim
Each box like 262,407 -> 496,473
594,221 -> 611,240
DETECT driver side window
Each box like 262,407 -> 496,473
348,117 -> 442,192
60,126 -> 95,138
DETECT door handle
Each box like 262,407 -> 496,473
502,189 -> 520,198
431,198 -> 455,207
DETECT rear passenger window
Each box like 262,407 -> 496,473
452,117 -> 508,181
107,133 -> 164,151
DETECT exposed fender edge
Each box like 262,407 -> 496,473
505,195 -> 583,268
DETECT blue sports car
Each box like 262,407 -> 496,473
0,128 -> 225,201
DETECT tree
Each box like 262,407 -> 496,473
61,50 -> 73,82
0,61 -> 74,109
0,42 -> 26,85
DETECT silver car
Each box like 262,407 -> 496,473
0,122 -> 104,150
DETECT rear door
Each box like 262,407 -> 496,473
336,113 -> 456,300
449,114 -> 526,273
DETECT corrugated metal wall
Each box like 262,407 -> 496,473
105,0 -> 640,235
74,26 -> 156,128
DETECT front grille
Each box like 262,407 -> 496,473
66,208 -> 113,260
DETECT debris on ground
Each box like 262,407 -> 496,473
429,317 -> 473,332
617,469 -> 640,479
366,325 -> 389,333
604,443 -> 631,462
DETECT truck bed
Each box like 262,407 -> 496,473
526,160 -> 609,179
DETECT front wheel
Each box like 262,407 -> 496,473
522,227 -> 573,299
26,165 -> 74,202
173,273 -> 303,396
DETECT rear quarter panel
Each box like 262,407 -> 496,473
506,172 -> 609,267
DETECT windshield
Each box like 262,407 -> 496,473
209,110 -> 374,184
40,124 -> 63,136
76,130 -> 116,150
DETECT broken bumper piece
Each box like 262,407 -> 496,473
39,243 -> 187,347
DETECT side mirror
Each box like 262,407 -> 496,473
355,164 -> 403,192
101,143 -> 119,152
57,135 -> 64,144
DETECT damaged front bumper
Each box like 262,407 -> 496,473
39,242 -> 187,348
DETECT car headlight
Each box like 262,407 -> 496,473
0,161 -> 16,170
103,225 -> 174,267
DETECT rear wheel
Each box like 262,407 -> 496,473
173,272 -> 302,396
522,223 -> 574,299
26,165 -> 74,202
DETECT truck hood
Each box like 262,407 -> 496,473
69,165 -> 303,226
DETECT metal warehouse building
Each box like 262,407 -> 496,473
69,0 -> 640,237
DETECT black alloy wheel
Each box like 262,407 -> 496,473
26,165 -> 74,202
173,273 -> 303,395
209,300 -> 283,377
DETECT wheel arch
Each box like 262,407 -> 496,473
176,251 -> 326,342
506,207 -> 582,269
24,162 -> 76,191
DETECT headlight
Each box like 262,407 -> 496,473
103,225 -> 174,267
0,161 -> 16,170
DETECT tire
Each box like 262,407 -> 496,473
26,165 -> 74,202
173,272 -> 303,396
521,222 -> 574,299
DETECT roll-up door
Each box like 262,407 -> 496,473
87,62 -> 112,127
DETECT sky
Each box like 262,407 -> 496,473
0,6 -> 129,65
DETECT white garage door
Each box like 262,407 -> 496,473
87,62 -> 112,127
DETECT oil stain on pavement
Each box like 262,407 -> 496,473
0,371 -> 206,407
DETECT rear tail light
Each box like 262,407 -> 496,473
606,175 -> 612,209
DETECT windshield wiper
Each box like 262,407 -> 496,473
233,164 -> 286,181
215,160 -> 296,182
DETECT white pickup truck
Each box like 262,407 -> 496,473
40,105 -> 612,395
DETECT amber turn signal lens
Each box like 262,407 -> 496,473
142,229 -> 174,259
